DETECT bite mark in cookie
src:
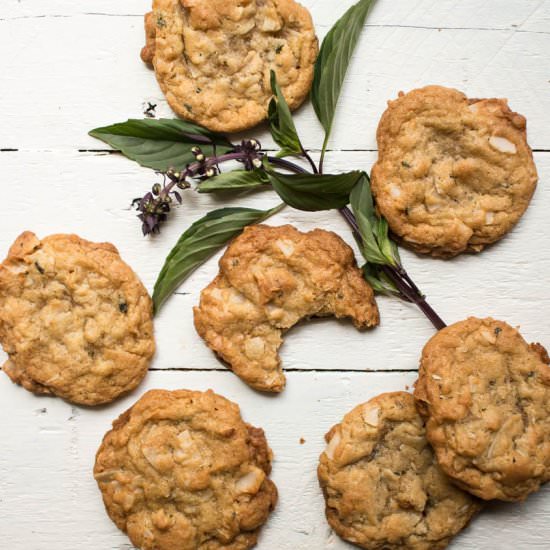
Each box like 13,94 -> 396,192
415,317 -> 550,501
94,389 -> 277,550
318,392 -> 481,550
141,0 -> 318,132
193,224 -> 379,393
0,232 -> 155,405
371,85 -> 538,257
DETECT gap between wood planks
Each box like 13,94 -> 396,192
148,367 -> 418,373
3,148 -> 550,153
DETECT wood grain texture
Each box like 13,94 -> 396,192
1,0 -> 548,28
0,0 -> 549,549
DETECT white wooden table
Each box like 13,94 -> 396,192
1,1 -> 550,548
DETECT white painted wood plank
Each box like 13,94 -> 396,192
0,150 -> 548,374
1,4 -> 550,150
2,0 -> 548,30
520,1 -> 550,32
1,2 -> 550,548
1,369 -> 549,550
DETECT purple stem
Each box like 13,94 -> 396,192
266,156 -> 310,174
160,151 -> 248,198
379,265 -> 446,330
300,146 -> 319,174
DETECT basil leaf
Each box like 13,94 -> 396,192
268,71 -> 303,157
197,170 -> 269,193
350,172 -> 399,266
267,170 -> 362,211
376,217 -> 401,265
312,0 -> 376,142
153,204 -> 283,312
362,263 -> 400,296
350,173 -> 386,264
89,118 -> 233,171
349,172 -> 377,224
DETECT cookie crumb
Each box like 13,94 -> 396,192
143,101 -> 157,118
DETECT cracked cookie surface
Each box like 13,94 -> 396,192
371,86 -> 538,257
415,317 -> 550,501
141,0 -> 318,132
193,224 -> 379,392
318,392 -> 480,550
94,389 -> 277,550
0,232 -> 155,405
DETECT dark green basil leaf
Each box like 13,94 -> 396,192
89,118 -> 233,171
153,204 -> 283,312
197,170 -> 269,193
350,172 -> 399,266
312,0 -> 376,141
268,71 -> 303,157
267,170 -> 362,211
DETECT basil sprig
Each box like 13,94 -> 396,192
88,0 -> 446,329
153,204 -> 283,313
89,118 -> 232,171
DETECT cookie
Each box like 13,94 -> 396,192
371,85 -> 538,257
318,392 -> 481,550
140,0 -> 318,133
193,224 -> 379,392
94,389 -> 277,550
0,232 -> 155,405
415,317 -> 550,501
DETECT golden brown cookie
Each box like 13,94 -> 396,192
371,86 -> 538,257
193,224 -> 379,393
0,232 -> 155,405
141,0 -> 318,132
318,392 -> 481,550
415,317 -> 550,501
94,389 -> 277,550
